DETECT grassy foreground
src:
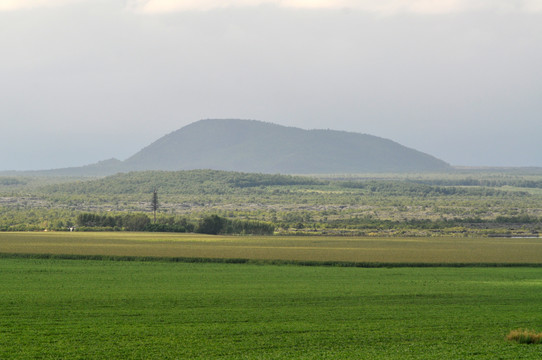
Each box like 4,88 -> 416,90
1,258 -> 542,359
1,232 -> 542,265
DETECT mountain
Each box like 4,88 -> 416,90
122,119 -> 450,173
1,119 -> 452,176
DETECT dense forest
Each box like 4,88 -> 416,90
1,169 -> 541,236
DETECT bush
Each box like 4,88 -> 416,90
224,219 -> 275,235
121,214 -> 151,231
196,215 -> 275,235
506,329 -> 542,344
197,215 -> 226,235
76,226 -> 117,232
145,223 -> 187,233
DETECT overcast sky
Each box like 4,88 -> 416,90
1,0 -> 541,170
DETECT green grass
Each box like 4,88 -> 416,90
1,258 -> 542,359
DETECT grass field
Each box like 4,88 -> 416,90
1,232 -> 542,265
1,258 -> 542,359
1,232 -> 542,358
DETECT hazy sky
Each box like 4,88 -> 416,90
1,0 -> 541,170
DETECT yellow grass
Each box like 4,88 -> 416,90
1,232 -> 542,264
506,329 -> 542,344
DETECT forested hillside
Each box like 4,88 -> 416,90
1,169 -> 541,236
41,170 -> 324,195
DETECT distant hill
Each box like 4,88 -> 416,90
1,119 -> 452,176
0,158 -> 123,177
122,119 -> 450,173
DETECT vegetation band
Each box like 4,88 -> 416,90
1,252 -> 541,268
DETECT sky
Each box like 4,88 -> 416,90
1,0 -> 541,170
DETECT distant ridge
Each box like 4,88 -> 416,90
0,158 -> 123,177
122,119 -> 451,173
1,119 -> 453,176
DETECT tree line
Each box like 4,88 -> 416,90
76,213 -> 275,235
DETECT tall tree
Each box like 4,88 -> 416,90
151,188 -> 159,223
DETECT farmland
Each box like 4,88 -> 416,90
1,232 -> 542,264
1,257 -> 542,359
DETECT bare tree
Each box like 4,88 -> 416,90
151,188 -> 159,223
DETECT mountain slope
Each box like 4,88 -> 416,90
0,158 -> 124,177
123,119 -> 450,173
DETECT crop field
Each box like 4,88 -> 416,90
1,232 -> 542,358
1,258 -> 542,359
1,232 -> 542,265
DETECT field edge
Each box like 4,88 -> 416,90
2,252 -> 541,268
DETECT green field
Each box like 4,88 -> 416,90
1,232 -> 542,265
1,258 -> 542,359
2,233 -> 542,358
